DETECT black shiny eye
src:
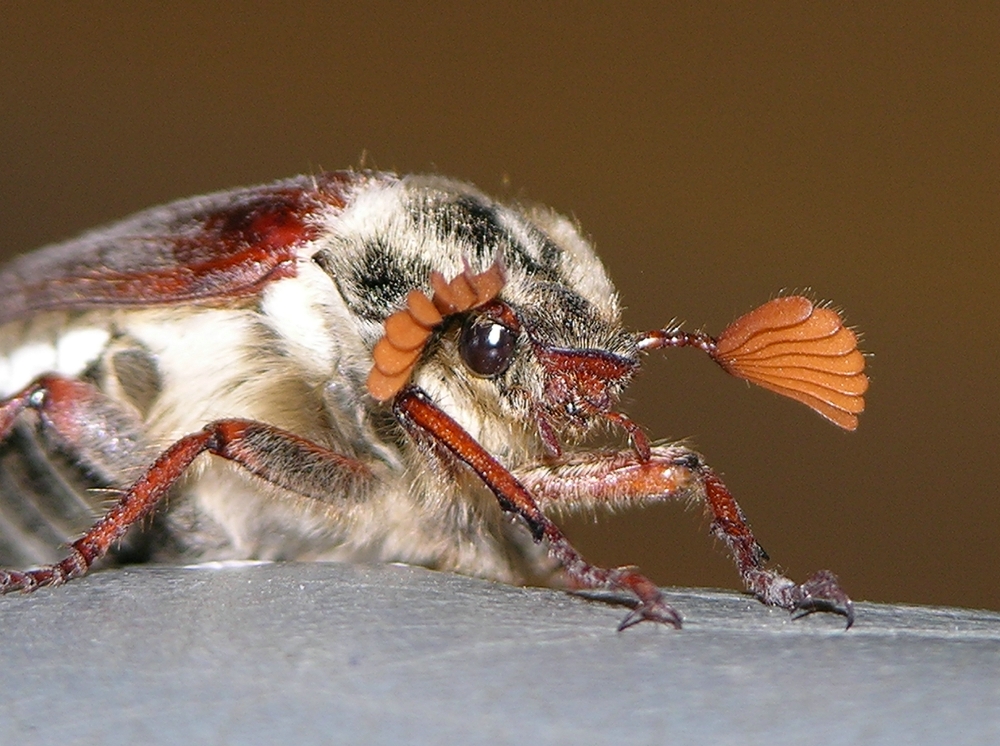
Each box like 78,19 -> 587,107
458,317 -> 517,377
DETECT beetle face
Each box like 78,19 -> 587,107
534,345 -> 639,426
447,291 -> 640,449
505,275 -> 640,421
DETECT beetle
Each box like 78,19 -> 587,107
0,171 -> 866,628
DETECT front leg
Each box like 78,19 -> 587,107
514,445 -> 854,626
393,386 -> 682,629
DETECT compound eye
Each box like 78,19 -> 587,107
458,317 -> 517,377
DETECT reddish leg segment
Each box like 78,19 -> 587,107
0,374 -> 152,486
394,385 -> 683,629
0,376 -> 372,593
515,445 -> 854,626
702,470 -> 853,624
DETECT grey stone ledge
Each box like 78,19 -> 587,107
1,561 -> 997,745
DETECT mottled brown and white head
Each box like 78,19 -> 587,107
313,174 -> 639,458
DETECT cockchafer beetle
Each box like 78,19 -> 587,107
0,171 -> 866,628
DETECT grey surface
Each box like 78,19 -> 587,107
0,562 -> 997,745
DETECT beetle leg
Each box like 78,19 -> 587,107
700,469 -> 854,625
513,444 -> 704,511
515,445 -> 854,626
0,374 -> 153,486
393,385 -> 682,629
0,393 -> 372,593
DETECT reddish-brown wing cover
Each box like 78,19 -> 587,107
0,173 -> 366,324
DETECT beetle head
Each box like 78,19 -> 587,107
317,173 -> 643,456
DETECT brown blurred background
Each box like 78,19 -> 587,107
1,4 -> 997,612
